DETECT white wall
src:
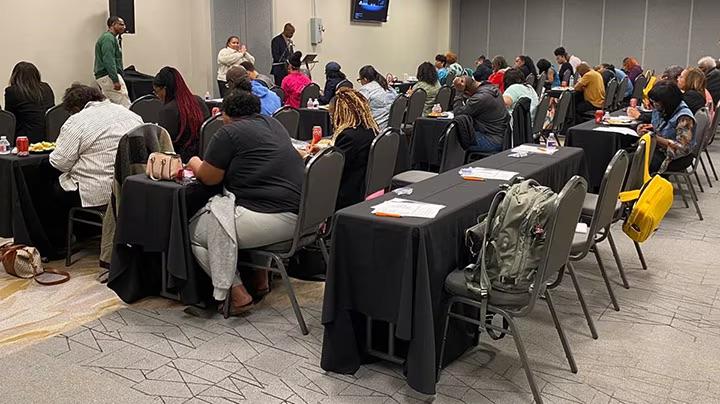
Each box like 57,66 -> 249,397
0,0 -> 213,104
272,0 -> 451,87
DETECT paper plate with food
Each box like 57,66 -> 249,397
602,116 -> 638,127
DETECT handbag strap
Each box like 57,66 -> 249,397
34,268 -> 71,286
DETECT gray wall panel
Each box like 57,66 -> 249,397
458,0 -> 489,68
645,0 -> 690,73
689,0 -> 720,66
524,0 -> 563,64
602,0 -> 645,67
562,0 -> 603,66
487,0 -> 524,60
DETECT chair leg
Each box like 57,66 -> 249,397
683,175 -> 703,220
694,170 -> 705,193
566,263 -> 598,339
65,213 -> 74,267
699,154 -> 712,188
705,149 -> 718,180
276,259 -> 309,335
593,247 -> 620,311
634,241 -> 648,270
674,175 -> 690,208
436,300 -> 455,382
495,310 -> 544,404
544,290 -> 578,374
606,230 -> 629,289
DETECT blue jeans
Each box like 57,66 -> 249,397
468,130 -> 502,152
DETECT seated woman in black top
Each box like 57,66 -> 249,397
4,62 -> 54,143
318,61 -> 347,105
153,66 -> 210,161
187,89 -> 304,315
679,67 -> 709,114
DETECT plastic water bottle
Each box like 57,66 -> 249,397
204,91 -> 211,100
546,132 -> 558,151
313,98 -> 320,109
568,76 -> 575,87
0,136 -> 9,155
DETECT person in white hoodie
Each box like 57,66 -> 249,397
217,36 -> 255,97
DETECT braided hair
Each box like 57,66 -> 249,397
330,88 -> 379,142
153,66 -> 205,148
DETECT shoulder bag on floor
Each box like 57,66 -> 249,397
0,243 -> 71,285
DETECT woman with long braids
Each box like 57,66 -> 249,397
357,65 -> 397,130
153,66 -> 210,161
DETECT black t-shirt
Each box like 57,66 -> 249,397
334,127 -> 376,209
683,90 -> 706,114
4,83 -> 55,143
559,62 -> 573,83
204,114 -> 304,214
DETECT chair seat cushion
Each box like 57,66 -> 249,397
581,193 -> 621,218
392,170 -> 437,187
445,268 -> 531,308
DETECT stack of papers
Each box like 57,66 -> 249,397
593,126 -> 639,137
371,198 -> 445,219
459,167 -> 519,181
511,144 -> 559,155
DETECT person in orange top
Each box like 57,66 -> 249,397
280,51 -> 311,108
488,55 -> 508,92
573,62 -> 605,121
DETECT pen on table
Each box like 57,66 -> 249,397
374,212 -> 402,218
462,176 -> 486,181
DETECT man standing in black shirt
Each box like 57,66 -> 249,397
271,23 -> 296,86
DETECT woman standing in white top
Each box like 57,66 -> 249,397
217,36 -> 255,97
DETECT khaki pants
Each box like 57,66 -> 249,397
96,75 -> 131,107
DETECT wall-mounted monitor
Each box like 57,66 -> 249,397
351,0 -> 390,23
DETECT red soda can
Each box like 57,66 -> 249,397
16,136 -> 29,156
594,110 -> 604,124
312,126 -> 322,145
629,98 -> 638,108
211,107 -> 221,116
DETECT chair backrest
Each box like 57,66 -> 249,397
631,75 -> 647,100
336,79 -> 353,90
578,150 -> 629,257
289,147 -> 345,254
272,106 -> 300,139
271,86 -> 285,103
535,72 -> 547,96
692,107 -> 711,156
387,94 -> 408,130
404,88 -> 426,124
199,114 -> 224,158
642,69 -> 654,82
365,127 -> 400,196
300,83 -> 321,107
707,100 -> 720,146
552,91 -> 572,133
445,71 -> 456,86
624,137 -> 649,192
129,94 -> 163,124
0,110 -> 16,145
604,79 -> 618,110
436,86 -> 453,111
45,104 -> 72,142
615,77 -> 629,106
438,122 -> 466,172
525,73 -> 536,87
507,97 -> 532,149
533,94 -> 551,136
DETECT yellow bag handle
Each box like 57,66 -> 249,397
618,133 -> 652,203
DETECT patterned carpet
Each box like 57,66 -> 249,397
1,146 -> 720,403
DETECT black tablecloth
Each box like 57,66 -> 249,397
566,110 -> 638,191
409,118 -> 452,171
0,154 -> 60,256
297,108 -> 331,141
321,146 -> 587,394
108,175 -> 219,304
391,81 -> 414,94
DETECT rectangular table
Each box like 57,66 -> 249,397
566,110 -> 639,190
298,108 -> 331,141
409,117 -> 452,171
321,146 -> 587,394
108,175 -> 219,304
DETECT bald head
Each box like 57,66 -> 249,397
226,66 -> 248,87
576,62 -> 591,76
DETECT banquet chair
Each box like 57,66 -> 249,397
466,98 -> 531,162
45,104 -> 72,142
365,128 -> 400,197
271,86 -> 285,103
697,100 -> 720,187
391,121 -> 464,187
535,72 -> 547,96
336,79 -> 353,90
532,94 -> 551,140
199,114 -> 224,158
234,147 -> 345,334
435,86 -> 453,111
614,77 -> 629,108
631,75 -> 647,101
525,73 -> 536,87
272,106 -> 300,139
664,107 -> 711,220
552,91 -> 572,134
402,88 -> 426,135
438,175 -> 587,404
0,110 -> 16,145
569,150 -> 629,311
129,94 -> 162,123
300,83 -> 321,108
581,78 -> 616,121
387,95 -> 408,131
444,71 -> 456,86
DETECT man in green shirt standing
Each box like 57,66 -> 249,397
94,16 -> 130,107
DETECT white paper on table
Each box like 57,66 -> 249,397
575,222 -> 588,234
371,198 -> 446,219
511,144 -> 559,155
593,126 -> 639,137
458,167 -> 519,181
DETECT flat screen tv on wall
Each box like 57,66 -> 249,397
351,0 -> 390,23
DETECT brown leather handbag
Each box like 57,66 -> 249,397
146,152 -> 183,181
0,242 -> 70,285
